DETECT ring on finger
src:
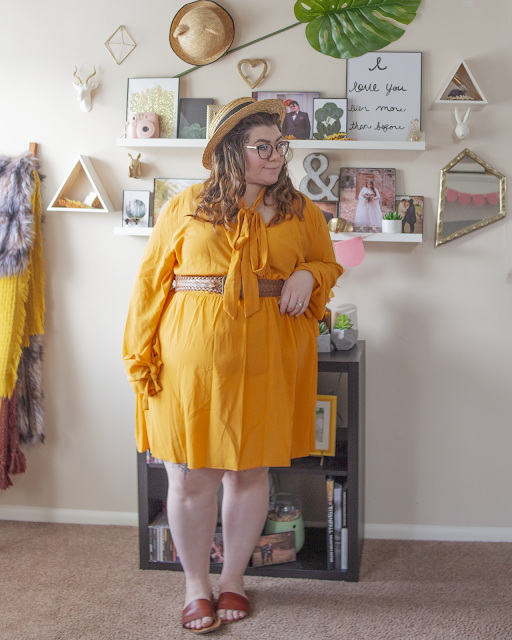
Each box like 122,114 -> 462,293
296,302 -> 303,307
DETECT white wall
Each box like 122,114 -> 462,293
1,0 -> 511,539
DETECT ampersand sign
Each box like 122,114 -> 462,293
299,153 -> 339,201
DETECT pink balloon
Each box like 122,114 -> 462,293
459,192 -> 471,206
334,236 -> 365,267
472,194 -> 485,206
446,188 -> 459,203
486,192 -> 499,205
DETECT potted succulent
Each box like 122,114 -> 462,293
317,321 -> 332,352
381,211 -> 402,234
331,313 -> 357,351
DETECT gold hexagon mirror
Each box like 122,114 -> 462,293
436,148 -> 506,246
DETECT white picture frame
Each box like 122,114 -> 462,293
126,78 -> 180,139
122,190 -> 151,227
346,52 -> 422,141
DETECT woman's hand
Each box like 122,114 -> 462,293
279,270 -> 315,317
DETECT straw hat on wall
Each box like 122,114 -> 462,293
202,97 -> 286,170
170,0 -> 235,66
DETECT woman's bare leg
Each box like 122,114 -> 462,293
218,467 -> 269,622
164,463 -> 224,631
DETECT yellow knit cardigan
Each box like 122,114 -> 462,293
0,171 -> 45,399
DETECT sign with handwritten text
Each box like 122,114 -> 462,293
346,52 -> 422,141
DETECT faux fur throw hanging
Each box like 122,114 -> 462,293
0,153 -> 45,488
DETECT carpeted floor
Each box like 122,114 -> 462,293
1,521 -> 511,640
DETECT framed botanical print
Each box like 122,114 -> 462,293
310,395 -> 337,457
126,78 -> 180,139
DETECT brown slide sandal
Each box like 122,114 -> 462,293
216,592 -> 250,625
182,598 -> 221,635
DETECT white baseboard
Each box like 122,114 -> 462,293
1,509 -> 511,542
0,505 -> 138,527
365,523 -> 512,543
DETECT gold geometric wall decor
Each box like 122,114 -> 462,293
104,26 -> 137,65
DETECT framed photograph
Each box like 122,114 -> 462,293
122,190 -> 151,227
395,195 -> 424,236
338,168 -> 396,232
153,178 -> 203,226
317,201 -> 338,225
252,532 -> 296,568
346,52 -> 422,141
126,78 -> 180,139
206,104 -> 225,138
310,395 -> 337,457
178,98 -> 213,139
313,99 -> 348,140
210,533 -> 224,565
252,91 -> 319,140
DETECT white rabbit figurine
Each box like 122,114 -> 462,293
454,107 -> 470,140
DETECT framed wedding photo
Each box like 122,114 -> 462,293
153,178 -> 203,226
126,77 -> 180,139
252,91 -> 319,140
339,167 -> 396,232
122,190 -> 151,227
395,195 -> 424,236
310,395 -> 337,457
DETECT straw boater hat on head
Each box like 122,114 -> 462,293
170,0 -> 234,66
202,97 -> 286,169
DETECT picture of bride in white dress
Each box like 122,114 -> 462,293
354,180 -> 382,231
338,167 -> 396,233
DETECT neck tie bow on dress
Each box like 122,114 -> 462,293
223,187 -> 269,319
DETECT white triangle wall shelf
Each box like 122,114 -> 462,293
47,155 -> 115,212
435,60 -> 488,106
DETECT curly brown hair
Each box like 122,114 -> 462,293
194,112 -> 305,229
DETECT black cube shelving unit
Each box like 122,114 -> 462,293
137,341 -> 365,582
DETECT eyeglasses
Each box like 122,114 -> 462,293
243,141 -> 290,160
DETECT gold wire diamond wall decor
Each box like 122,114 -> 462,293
104,26 -> 137,65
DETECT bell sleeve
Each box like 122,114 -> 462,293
122,201 -> 176,409
294,200 -> 344,321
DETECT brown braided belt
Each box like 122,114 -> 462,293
173,275 -> 284,298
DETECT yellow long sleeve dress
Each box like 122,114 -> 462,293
123,184 -> 343,471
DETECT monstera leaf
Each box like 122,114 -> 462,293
294,0 -> 422,59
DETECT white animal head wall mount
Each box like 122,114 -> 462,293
72,67 -> 98,113
454,107 -> 470,140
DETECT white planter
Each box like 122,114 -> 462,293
317,334 -> 332,352
331,328 -> 358,351
382,219 -> 402,234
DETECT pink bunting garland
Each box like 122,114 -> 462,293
445,189 -> 499,206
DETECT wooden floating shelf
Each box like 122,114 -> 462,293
114,227 -> 422,242
116,137 -> 425,151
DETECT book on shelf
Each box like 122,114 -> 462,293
333,480 -> 342,570
146,450 -> 164,464
342,483 -> 348,571
328,477 -> 348,571
148,511 -> 173,562
326,476 -> 335,570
